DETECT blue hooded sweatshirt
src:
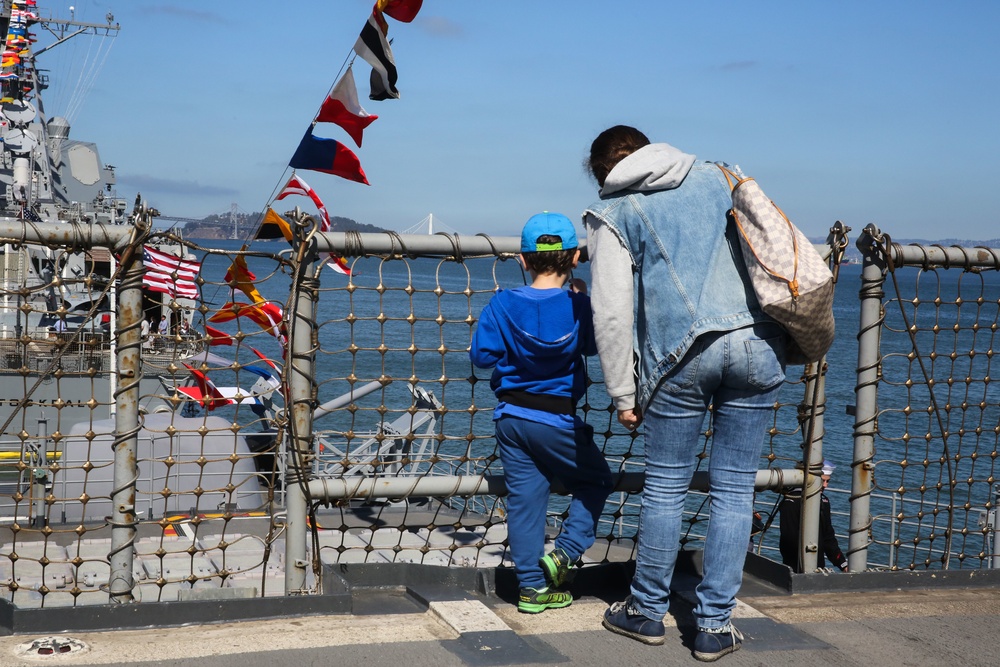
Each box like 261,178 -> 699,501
470,286 -> 596,427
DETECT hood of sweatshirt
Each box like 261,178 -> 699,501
599,142 -> 697,198
491,287 -> 582,374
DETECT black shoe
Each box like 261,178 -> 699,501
693,624 -> 743,662
602,597 -> 665,645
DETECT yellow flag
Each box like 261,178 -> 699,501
224,256 -> 265,304
255,208 -> 294,242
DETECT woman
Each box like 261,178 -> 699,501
584,126 -> 785,662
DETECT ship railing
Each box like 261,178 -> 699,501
0,215 -> 1000,606
851,226 -> 1000,572
0,333 -> 111,371
596,484 -> 992,573
0,217 -> 845,608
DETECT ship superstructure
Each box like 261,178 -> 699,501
0,4 -> 200,431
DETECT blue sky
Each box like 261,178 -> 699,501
39,1 -> 1000,240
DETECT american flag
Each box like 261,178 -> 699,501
142,245 -> 201,300
20,205 -> 42,222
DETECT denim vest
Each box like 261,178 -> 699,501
585,162 -> 769,407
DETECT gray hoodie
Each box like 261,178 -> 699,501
584,143 -> 696,411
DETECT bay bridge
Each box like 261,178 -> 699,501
154,203 -> 251,239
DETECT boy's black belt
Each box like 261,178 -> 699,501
499,390 -> 575,415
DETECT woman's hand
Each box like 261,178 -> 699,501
617,407 -> 642,431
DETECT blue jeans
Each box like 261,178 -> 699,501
496,416 -> 613,590
629,322 -> 785,629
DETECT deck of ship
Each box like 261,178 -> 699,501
0,561 -> 993,666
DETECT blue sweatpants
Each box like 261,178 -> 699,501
495,415 -> 613,590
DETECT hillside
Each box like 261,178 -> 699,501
183,212 -> 386,239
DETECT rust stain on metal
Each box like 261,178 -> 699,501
858,461 -> 874,490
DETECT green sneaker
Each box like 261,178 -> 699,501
539,547 -> 574,588
518,586 -> 573,614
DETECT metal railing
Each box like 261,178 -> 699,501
6,211 -> 1000,611
852,225 -> 1000,571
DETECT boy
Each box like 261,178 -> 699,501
470,212 -> 613,613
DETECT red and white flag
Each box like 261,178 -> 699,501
327,255 -> 351,275
142,245 -> 201,300
275,174 -> 313,201
178,364 -> 264,411
178,364 -> 232,411
317,67 -> 378,148
272,174 -> 351,275
276,174 -> 328,219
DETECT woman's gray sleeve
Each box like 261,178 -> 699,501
585,214 -> 638,411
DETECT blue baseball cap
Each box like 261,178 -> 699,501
520,212 -> 579,253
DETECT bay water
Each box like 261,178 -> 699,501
193,239 -> 1000,567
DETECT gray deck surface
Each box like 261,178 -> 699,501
0,570 -> 995,667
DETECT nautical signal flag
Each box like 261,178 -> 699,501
317,66 -> 378,148
376,0 -> 423,23
327,255 -> 351,275
271,173 -> 351,274
275,174 -> 314,201
204,325 -> 234,346
177,364 -> 263,412
275,173 -> 333,231
209,301 -> 287,348
289,126 -> 370,185
250,346 -> 280,373
244,347 -> 282,390
275,174 -> 330,232
275,170 -> 353,276
255,208 -> 294,242
142,245 -> 201,300
354,10 -> 398,100
178,364 -> 231,411
224,255 -> 265,305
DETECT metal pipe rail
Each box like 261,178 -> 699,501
306,468 -> 806,501
887,243 -> 1000,269
314,380 -> 385,419
0,221 -> 835,262
0,220 -> 132,249
313,231 -> 522,258
851,227 -> 886,573
311,231 -> 834,261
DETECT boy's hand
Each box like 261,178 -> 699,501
617,407 -> 642,431
569,278 -> 587,294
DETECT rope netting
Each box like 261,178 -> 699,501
0,230 -> 826,607
860,239 -> 1000,570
